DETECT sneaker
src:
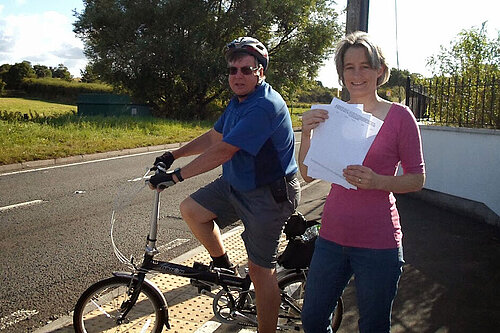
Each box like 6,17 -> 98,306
210,262 -> 241,277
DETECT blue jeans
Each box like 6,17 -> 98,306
301,237 -> 404,333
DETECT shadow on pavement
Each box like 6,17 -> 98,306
334,194 -> 500,333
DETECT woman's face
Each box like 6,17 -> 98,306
342,46 -> 383,99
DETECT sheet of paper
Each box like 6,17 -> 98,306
304,98 -> 383,189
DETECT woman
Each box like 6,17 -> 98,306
299,31 -> 425,332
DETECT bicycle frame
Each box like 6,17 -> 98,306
141,191 -> 252,288
116,189 -> 254,328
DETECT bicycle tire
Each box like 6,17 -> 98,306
278,271 -> 343,332
73,276 -> 166,333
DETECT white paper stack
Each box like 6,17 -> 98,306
304,98 -> 384,189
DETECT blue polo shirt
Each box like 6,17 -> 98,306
214,82 -> 298,191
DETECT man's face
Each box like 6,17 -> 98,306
228,54 -> 262,101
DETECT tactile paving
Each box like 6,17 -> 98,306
56,226 -> 291,332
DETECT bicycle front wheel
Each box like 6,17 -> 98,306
278,271 -> 343,332
73,276 -> 166,333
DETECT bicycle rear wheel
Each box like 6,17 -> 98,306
278,271 -> 343,332
73,276 -> 166,333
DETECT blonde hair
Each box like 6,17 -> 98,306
335,31 -> 390,87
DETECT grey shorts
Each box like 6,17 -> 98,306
190,176 -> 301,268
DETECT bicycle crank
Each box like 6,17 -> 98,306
212,289 -> 257,326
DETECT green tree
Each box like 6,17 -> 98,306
33,64 -> 53,78
386,68 -> 410,87
74,0 -> 342,119
424,23 -> 499,128
378,68 -> 422,103
297,80 -> 338,103
5,61 -> 36,89
80,63 -> 101,83
51,64 -> 72,80
0,64 -> 11,94
426,23 -> 500,77
0,64 -> 11,80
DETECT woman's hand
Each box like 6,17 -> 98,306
343,165 -> 380,190
344,165 -> 426,193
301,108 -> 329,135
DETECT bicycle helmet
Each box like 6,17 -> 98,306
226,37 -> 269,71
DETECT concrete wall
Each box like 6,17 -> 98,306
415,125 -> 500,226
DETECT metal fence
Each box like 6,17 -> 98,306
405,76 -> 500,129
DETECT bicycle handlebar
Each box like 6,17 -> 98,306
146,162 -> 175,190
150,162 -> 168,173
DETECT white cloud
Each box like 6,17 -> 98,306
0,10 -> 86,76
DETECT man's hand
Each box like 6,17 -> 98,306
154,151 -> 175,168
147,170 -> 176,191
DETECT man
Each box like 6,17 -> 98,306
148,36 -> 300,332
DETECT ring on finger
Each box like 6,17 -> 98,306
358,178 -> 362,183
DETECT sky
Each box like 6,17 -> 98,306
0,0 -> 499,88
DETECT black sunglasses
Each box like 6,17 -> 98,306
228,66 -> 259,75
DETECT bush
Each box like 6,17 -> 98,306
5,61 -> 36,89
20,78 -> 114,103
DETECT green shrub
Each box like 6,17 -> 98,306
20,78 -> 114,103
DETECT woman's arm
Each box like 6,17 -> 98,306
298,130 -> 314,183
343,165 -> 425,193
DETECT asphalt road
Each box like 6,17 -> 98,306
0,150 -> 225,332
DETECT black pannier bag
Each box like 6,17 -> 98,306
278,212 -> 320,269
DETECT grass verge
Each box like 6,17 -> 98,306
1,97 -> 309,165
0,98 -> 211,165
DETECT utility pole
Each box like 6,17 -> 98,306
342,0 -> 370,100
346,0 -> 370,34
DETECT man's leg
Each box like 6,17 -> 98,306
247,260 -> 280,333
180,196 -> 226,257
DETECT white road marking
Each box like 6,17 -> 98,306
128,177 -> 144,182
157,238 -> 190,252
0,309 -> 39,330
0,200 -> 44,212
0,149 -> 166,177
193,320 -> 221,333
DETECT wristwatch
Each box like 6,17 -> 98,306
173,167 -> 184,182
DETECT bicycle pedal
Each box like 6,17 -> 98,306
190,279 -> 213,293
193,261 -> 210,271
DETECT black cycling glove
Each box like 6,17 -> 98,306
148,170 -> 176,189
154,151 -> 175,168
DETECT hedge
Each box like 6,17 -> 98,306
20,78 -> 114,103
